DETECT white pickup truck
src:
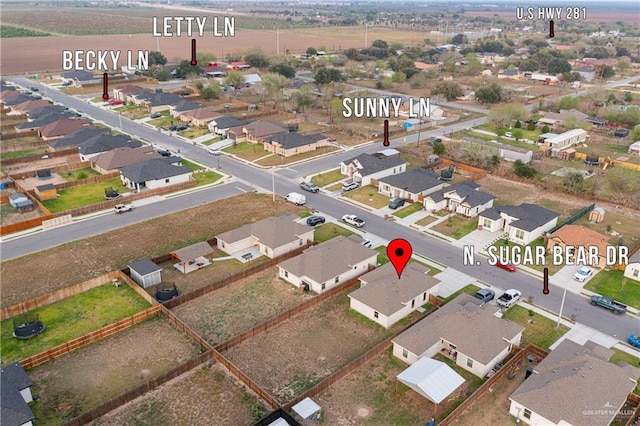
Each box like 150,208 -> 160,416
114,204 -> 134,213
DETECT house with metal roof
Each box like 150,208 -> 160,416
216,213 -> 314,259
349,263 -> 440,328
340,153 -> 407,186
538,129 -> 589,150
378,168 -> 444,202
509,339 -> 640,426
397,356 -> 465,405
478,203 -> 560,245
423,181 -> 495,218
119,158 -> 192,191
392,293 -> 524,378
278,236 -> 377,294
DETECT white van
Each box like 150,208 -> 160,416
285,192 -> 306,205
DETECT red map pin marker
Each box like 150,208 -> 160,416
383,119 -> 390,147
387,238 -> 412,279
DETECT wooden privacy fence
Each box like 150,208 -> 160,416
0,130 -> 41,144
0,214 -> 53,236
163,242 -> 315,310
20,306 -> 161,370
625,393 -> 640,426
63,350 -> 213,426
2,148 -> 77,167
440,158 -> 488,181
51,171 -> 120,190
159,305 -> 214,352
439,344 -> 549,426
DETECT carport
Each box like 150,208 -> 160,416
170,241 -> 213,274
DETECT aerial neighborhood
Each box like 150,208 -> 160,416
1,1 -> 640,425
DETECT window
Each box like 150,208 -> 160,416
299,239 -> 303,246
411,299 -> 415,308
524,409 -> 531,419
482,218 -> 491,228
515,229 -> 525,240
284,271 -> 288,278
423,292 -> 427,301
383,185 -> 389,191
374,311 -> 379,318
165,178 -> 170,183
321,283 -> 326,290
634,269 -> 639,278
402,348 -> 408,358
466,358 -> 473,368
220,242 -> 225,248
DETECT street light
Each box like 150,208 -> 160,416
118,113 -> 123,131
556,278 -> 569,329
272,167 -> 276,202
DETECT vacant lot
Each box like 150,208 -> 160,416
28,318 -> 200,425
0,193 -> 305,309
1,283 -> 150,364
3,153 -> 80,176
92,364 -> 261,426
173,267 -> 313,347
585,270 -> 640,310
223,292 -> 393,404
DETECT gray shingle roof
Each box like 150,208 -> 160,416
26,104 -> 68,119
211,115 -> 246,130
78,134 -> 139,156
478,207 -> 502,220
392,293 -> 524,364
490,203 -> 560,231
172,99 -> 202,112
128,259 -> 161,276
266,132 -> 318,149
378,168 -> 441,194
62,70 -> 96,81
36,183 -> 55,191
2,94 -> 36,106
216,213 -> 310,249
119,158 -> 191,182
16,111 -> 75,129
278,236 -> 377,284
349,263 -> 439,316
49,127 -> 108,149
1,362 -> 34,426
426,181 -> 493,208
509,339 -> 640,426
342,153 -> 407,177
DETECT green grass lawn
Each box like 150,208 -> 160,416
193,170 -> 223,186
255,146 -> 339,166
314,223 -> 354,243
326,182 -> 343,192
113,104 -> 143,113
58,167 -> 101,182
502,305 -> 569,350
342,185 -> 390,209
585,270 -> 640,310
431,214 -> 478,239
0,284 -> 150,364
439,284 -> 480,304
310,169 -> 344,187
298,211 -> 312,218
148,115 -> 176,129
181,159 -> 204,171
179,126 -> 211,139
399,153 -> 426,170
201,137 -> 222,146
223,142 -> 269,161
1,146 -> 48,160
490,238 -> 564,275
392,202 -> 423,218
610,348 -> 640,368
42,178 -> 125,213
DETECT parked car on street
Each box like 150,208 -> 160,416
628,335 -> 640,348
306,215 -> 325,226
114,204 -> 134,213
590,295 -> 627,314
284,192 -> 306,206
497,289 -> 521,308
208,148 -> 222,156
573,266 -> 594,282
496,260 -> 517,272
388,198 -> 406,209
342,214 -> 365,228
474,288 -> 495,304
342,181 -> 360,191
300,181 -> 319,193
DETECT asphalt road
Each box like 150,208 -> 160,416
6,76 -> 640,339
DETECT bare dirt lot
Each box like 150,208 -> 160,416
28,318 -> 201,425
222,291 -> 394,405
92,364 -> 259,426
3,154 -> 81,177
172,266 -> 314,347
0,193 -> 306,309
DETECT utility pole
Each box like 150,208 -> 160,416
364,21 -> 368,48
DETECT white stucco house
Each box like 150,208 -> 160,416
624,249 -> 640,282
392,294 -> 524,378
119,158 -> 192,191
423,181 -> 495,218
509,339 -> 640,426
278,236 -> 377,294
340,153 -> 407,186
377,168 -> 445,202
216,213 -> 314,259
349,263 -> 440,328
478,203 -> 560,245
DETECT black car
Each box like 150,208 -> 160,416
150,112 -> 162,119
158,149 -> 171,157
169,125 -> 178,131
427,137 -> 442,146
177,125 -> 189,131
30,87 -> 39,92
306,215 -> 326,226
388,198 -> 406,209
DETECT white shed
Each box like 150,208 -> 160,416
128,259 -> 162,288
292,397 -> 322,422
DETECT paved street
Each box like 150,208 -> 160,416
5,76 -> 640,340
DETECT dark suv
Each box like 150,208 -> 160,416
300,182 -> 319,193
388,198 -> 406,209
306,215 -> 325,226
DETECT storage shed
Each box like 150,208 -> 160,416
0,177 -> 14,190
8,192 -> 34,212
589,206 -> 605,223
128,259 -> 162,288
291,397 -> 322,422
35,183 -> 57,201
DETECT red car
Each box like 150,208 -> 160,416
109,100 -> 123,106
496,260 -> 517,272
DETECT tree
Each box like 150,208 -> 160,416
547,58 -> 571,74
200,85 -> 221,100
294,84 -> 315,113
487,103 -> 528,129
433,143 -> 446,155
527,122 -> 536,131
175,60 -> 203,79
150,67 -> 171,81
409,72 -> 428,89
594,64 -> 615,78
431,81 -> 463,101
269,63 -> 295,79
391,71 -> 406,84
562,172 -> 585,194
372,39 -> 388,49
148,51 -> 167,66
196,52 -> 217,65
616,46 -> 630,57
451,34 -> 469,45
512,160 -> 537,178
632,127 -> 640,142
476,83 -> 502,104
514,120 -> 522,128
558,96 -> 579,110
315,68 -> 343,85
541,125 -> 550,133
224,71 -> 243,89
616,58 -> 631,74
513,129 -> 524,141
306,47 -> 318,56
376,77 -> 393,89
245,48 -> 269,68
624,92 -> 633,102
519,59 -> 540,72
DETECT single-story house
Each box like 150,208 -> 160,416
263,132 -> 329,157
423,181 -> 495,218
227,61 -> 250,71
112,85 -> 144,102
2,94 -> 38,108
585,116 -> 608,128
538,129 -> 589,149
9,99 -> 51,114
340,153 -> 407,186
92,145 -> 161,174
142,92 -> 185,113
61,70 -> 101,87
242,120 -> 288,143
392,293 -> 524,378
278,236 -> 377,294
128,259 -> 162,288
478,203 -> 560,245
378,168 -> 444,202
78,134 -> 141,162
624,249 -> 640,282
48,127 -> 109,151
348,263 -> 440,329
546,224 -> 610,268
177,107 -> 218,126
25,104 -> 68,119
0,362 -> 35,426
208,115 -> 247,137
169,99 -> 202,118
509,339 -> 640,426
15,111 -> 75,133
572,65 -> 595,82
203,65 -> 227,78
538,109 -> 590,127
497,68 -> 523,80
119,158 -> 192,191
8,193 -> 34,212
34,183 -> 57,201
38,118 -> 93,141
396,357 -> 465,405
216,213 -> 314,259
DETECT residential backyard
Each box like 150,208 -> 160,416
58,167 -> 101,181
41,177 -> 126,213
342,185 -> 390,209
502,305 -> 569,350
585,270 -> 640,310
0,283 -> 151,364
